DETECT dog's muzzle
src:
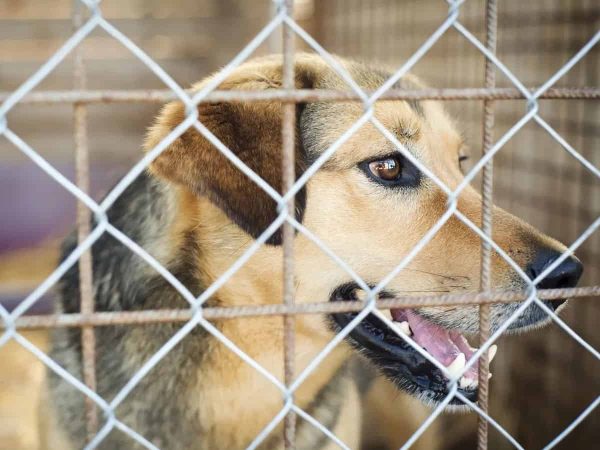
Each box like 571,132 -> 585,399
328,249 -> 583,407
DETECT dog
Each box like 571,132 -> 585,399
41,53 -> 583,450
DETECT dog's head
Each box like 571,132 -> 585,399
145,54 -> 582,406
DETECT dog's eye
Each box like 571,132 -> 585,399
359,154 -> 420,188
368,158 -> 401,181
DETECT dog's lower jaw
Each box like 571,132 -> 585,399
330,310 -> 478,407
328,281 -> 574,409
329,283 -> 481,405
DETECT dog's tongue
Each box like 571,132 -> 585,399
391,309 -> 479,380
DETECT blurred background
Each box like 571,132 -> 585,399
0,0 -> 598,449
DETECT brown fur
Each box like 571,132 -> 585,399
42,53 -> 577,449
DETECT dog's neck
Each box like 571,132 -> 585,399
170,189 -> 351,447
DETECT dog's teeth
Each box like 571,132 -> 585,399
396,321 -> 412,336
458,376 -> 478,390
380,309 -> 393,321
459,376 -> 470,389
446,353 -> 466,379
488,344 -> 498,363
459,373 -> 492,390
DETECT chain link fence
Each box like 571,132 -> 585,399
0,0 -> 598,449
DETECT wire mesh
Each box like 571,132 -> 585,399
0,0 -> 598,449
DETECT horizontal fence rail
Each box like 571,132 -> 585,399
0,0 -> 598,449
0,87 -> 599,105
2,286 -> 599,330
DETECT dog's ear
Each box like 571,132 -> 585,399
144,58 -> 326,245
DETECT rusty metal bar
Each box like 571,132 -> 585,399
478,1 -> 498,448
6,286 -> 599,330
72,1 -> 98,440
281,1 -> 297,448
1,87 -> 598,105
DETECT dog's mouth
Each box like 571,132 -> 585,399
329,283 -> 498,406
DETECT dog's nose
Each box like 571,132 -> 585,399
526,248 -> 583,310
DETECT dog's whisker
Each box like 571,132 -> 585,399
402,268 -> 471,281
390,289 -> 452,294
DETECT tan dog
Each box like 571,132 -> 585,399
42,53 -> 582,450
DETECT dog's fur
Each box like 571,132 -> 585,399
42,54 -> 576,449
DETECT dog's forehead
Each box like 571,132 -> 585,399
303,100 -> 462,168
306,64 -> 462,167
